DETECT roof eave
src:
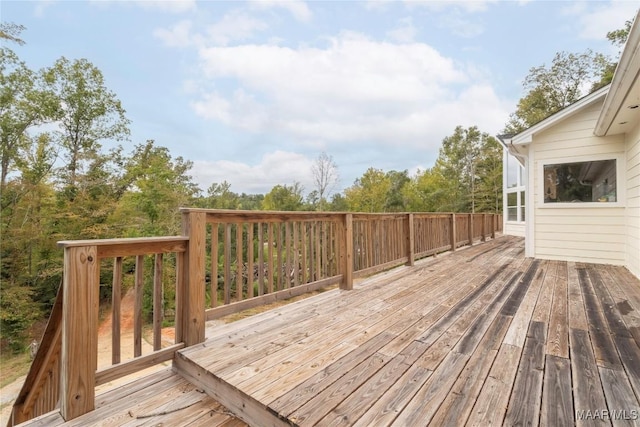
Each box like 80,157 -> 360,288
510,85 -> 610,145
595,9 -> 640,137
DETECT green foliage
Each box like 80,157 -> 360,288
401,126 -> 502,214
506,16 -> 635,133
504,50 -> 608,133
45,57 -> 130,191
262,182 -> 305,211
113,140 -> 200,236
0,22 -> 26,46
344,168 -> 391,212
0,286 -> 42,352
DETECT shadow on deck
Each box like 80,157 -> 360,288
21,235 -> 640,426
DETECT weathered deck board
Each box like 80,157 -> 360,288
22,368 -> 244,427
541,354 -> 574,427
503,320 -> 546,427
26,236 -> 640,427
172,236 -> 640,426
570,328 -> 610,427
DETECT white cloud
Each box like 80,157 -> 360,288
34,0 -> 55,18
565,1 -> 638,41
188,31 -> 509,162
439,14 -> 485,38
153,20 -> 194,47
191,151 -> 314,194
387,17 -> 417,43
205,10 -> 269,46
407,0 -> 497,14
135,0 -> 196,13
250,0 -> 312,22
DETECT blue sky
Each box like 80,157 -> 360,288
3,0 -> 638,196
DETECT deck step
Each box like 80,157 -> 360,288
175,349 -> 291,427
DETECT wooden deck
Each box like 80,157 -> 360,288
173,235 -> 640,426
20,368 -> 247,426
20,235 -> 640,426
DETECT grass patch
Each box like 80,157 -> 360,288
0,351 -> 31,389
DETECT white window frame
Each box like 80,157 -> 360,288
504,151 -> 526,223
537,152 -> 625,208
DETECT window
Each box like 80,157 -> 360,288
543,159 -> 616,203
505,152 -> 525,222
506,154 -> 520,188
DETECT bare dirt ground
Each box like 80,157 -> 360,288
0,290 -> 173,426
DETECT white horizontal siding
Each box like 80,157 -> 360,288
626,120 -> 640,278
504,222 -> 525,237
532,98 -> 627,265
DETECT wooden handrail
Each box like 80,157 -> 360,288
9,281 -> 63,426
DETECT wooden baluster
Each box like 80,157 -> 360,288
153,253 -> 163,351
341,213 -> 354,290
258,223 -> 264,296
112,257 -> 122,365
211,222 -> 219,308
134,255 -> 144,358
248,223 -> 254,298
236,223 -> 243,301
224,224 -> 231,304
268,222 -> 274,294
406,214 -> 415,266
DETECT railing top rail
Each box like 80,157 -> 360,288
57,236 -> 189,259
181,208 -> 346,223
181,208 -> 499,216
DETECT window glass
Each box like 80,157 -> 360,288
508,207 -> 517,221
506,154 -> 519,188
543,160 -> 616,203
507,192 -> 517,206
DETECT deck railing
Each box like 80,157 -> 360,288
8,209 -> 501,425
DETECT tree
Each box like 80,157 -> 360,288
504,50 -> 608,133
384,170 -> 410,212
205,181 -> 239,209
0,22 -> 26,45
328,193 -> 348,211
410,126 -> 502,214
404,167 -> 451,212
475,137 -> 503,213
45,57 -> 130,193
593,19 -> 634,90
311,152 -> 339,211
262,182 -> 304,211
1,36 -> 58,195
113,140 -> 200,236
344,168 -> 391,212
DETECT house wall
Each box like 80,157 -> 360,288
503,222 -> 526,237
532,101 -> 627,265
626,120 -> 640,278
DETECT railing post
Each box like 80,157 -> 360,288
468,214 -> 474,246
60,245 -> 99,421
450,213 -> 457,252
341,213 -> 353,290
491,214 -> 496,239
179,210 -> 206,346
406,213 -> 415,266
482,213 -> 487,242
